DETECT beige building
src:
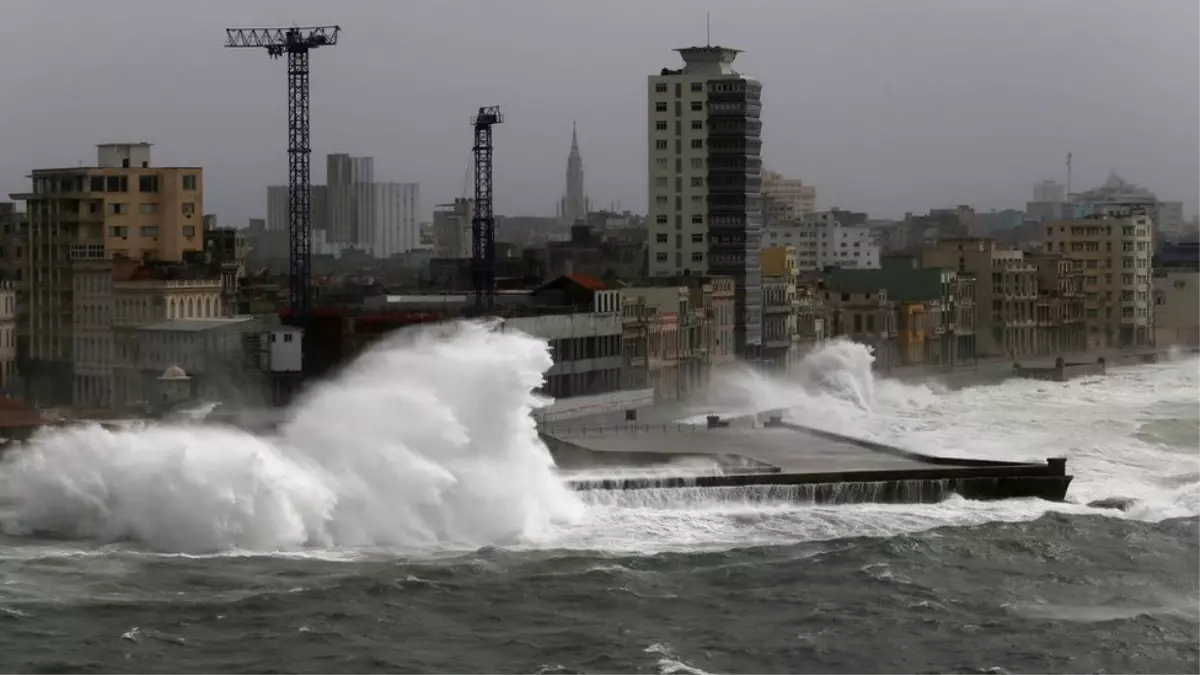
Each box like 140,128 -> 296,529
1043,212 -> 1154,347
1028,251 -> 1087,354
1152,271 -> 1199,347
922,239 -> 1039,358
10,143 -> 205,405
73,260 -> 223,410
762,171 -> 816,222
619,275 -> 734,401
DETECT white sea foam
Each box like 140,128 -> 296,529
0,320 -> 584,553
548,340 -> 1199,553
0,327 -> 1194,556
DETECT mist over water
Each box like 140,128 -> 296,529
0,321 -> 583,553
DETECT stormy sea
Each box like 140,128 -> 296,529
0,323 -> 1196,674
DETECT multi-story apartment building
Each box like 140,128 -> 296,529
826,257 -> 974,367
762,171 -> 815,224
367,182 -> 420,258
0,281 -> 15,393
72,259 -> 224,410
760,245 -> 797,369
1028,251 -> 1087,354
763,210 -> 881,271
647,45 -> 763,357
1043,210 -> 1155,347
1152,270 -> 1199,347
433,198 -> 474,259
822,285 -> 899,371
10,143 -> 205,405
326,153 -> 374,244
921,239 -> 1038,358
619,275 -> 734,400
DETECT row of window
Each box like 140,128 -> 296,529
106,202 -> 195,216
655,120 -> 705,131
654,82 -> 705,94
655,251 -> 705,263
655,233 -> 706,244
108,225 -> 197,239
36,174 -> 198,195
655,139 -> 705,150
654,101 -> 705,112
654,176 -> 706,188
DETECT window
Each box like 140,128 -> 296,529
690,139 -> 703,149
690,177 -> 704,187
655,215 -> 668,224
183,225 -> 196,237
655,140 -> 668,150
691,120 -> 703,130
655,102 -> 668,112
656,233 -> 668,243
182,174 -> 198,190
691,214 -> 703,224
655,121 -> 667,131
655,177 -> 668,188
139,225 -> 160,238
655,252 -> 668,262
691,252 -> 704,262
284,332 -> 293,343
109,226 -> 128,238
138,203 -> 158,215
182,202 -> 196,216
690,158 -> 704,169
139,175 -> 159,193
655,83 -> 668,93
691,233 -> 703,243
690,82 -> 703,92
105,175 -> 128,192
89,176 -> 104,192
107,202 -> 127,215
655,157 -> 668,168
655,196 -> 668,205
691,101 -> 703,111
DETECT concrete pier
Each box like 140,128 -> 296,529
543,408 -> 1073,504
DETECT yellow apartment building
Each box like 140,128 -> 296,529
11,143 -> 205,405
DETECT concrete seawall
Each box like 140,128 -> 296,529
544,410 -> 1073,505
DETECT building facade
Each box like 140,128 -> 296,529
764,210 -> 881,271
433,198 -> 474,259
368,182 -> 420,258
9,143 -> 205,405
762,170 -> 816,222
922,239 -> 1039,358
647,45 -> 763,357
0,281 -> 15,394
1153,271 -> 1199,347
1043,212 -> 1155,348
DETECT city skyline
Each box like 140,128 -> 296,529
1,0 -> 1196,226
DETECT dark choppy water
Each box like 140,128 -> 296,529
2,513 -> 1197,674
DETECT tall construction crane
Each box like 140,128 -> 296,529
225,25 -> 341,327
471,106 -> 503,312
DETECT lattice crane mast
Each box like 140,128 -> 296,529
471,106 -> 503,312
225,25 -> 341,327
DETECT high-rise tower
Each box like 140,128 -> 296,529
646,45 -> 763,356
559,122 -> 588,225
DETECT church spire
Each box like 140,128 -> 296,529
561,122 -> 587,225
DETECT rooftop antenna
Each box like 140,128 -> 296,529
706,12 -> 711,46
1066,151 -> 1073,200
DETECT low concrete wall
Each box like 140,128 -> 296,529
533,388 -> 655,424
888,346 -> 1185,389
1013,357 -> 1106,382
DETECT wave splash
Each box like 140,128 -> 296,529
0,321 -> 584,553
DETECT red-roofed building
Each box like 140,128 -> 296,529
532,274 -> 608,310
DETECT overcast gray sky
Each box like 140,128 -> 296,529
2,0 -> 1197,224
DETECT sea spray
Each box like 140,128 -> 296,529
0,320 -> 584,552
